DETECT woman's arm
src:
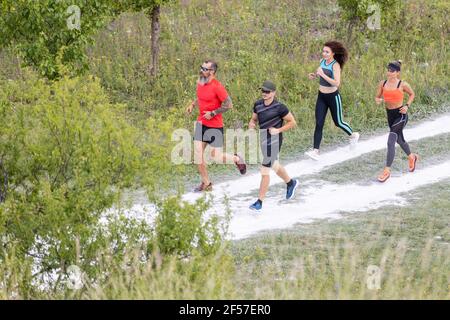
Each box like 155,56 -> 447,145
402,82 -> 415,106
375,81 -> 384,104
399,81 -> 415,114
308,60 -> 322,80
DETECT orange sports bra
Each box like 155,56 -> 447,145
382,80 -> 404,103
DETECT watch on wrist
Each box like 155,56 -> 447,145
211,111 -> 216,116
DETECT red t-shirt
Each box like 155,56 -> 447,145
196,78 -> 229,128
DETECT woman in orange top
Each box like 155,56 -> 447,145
375,60 -> 418,182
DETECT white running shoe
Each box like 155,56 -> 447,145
349,132 -> 360,146
305,149 -> 320,161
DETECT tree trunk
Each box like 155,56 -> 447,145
0,159 -> 8,203
346,18 -> 356,46
149,5 -> 161,77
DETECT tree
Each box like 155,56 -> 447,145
0,0 -> 116,79
337,0 -> 398,45
0,73 -> 146,290
0,0 -> 173,80
112,0 -> 173,77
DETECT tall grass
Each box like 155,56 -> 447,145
232,233 -> 449,299
0,0 -> 449,300
43,226 -> 449,299
82,0 -> 450,164
2,231 -> 447,299
1,0 -> 448,169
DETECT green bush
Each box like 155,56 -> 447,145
0,72 -> 228,298
0,72 -> 145,295
0,0 -> 448,300
155,195 -> 229,257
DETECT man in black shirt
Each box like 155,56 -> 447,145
248,80 -> 299,211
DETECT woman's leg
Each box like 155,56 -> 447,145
313,93 -> 328,149
386,131 -> 397,167
386,113 -> 410,166
395,114 -> 411,156
329,92 -> 353,136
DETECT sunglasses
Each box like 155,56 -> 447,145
261,90 -> 271,94
200,66 -> 213,72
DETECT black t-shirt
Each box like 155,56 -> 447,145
253,99 -> 289,129
253,99 -> 290,147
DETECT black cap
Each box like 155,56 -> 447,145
260,80 -> 276,92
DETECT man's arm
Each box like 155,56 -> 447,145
278,112 -> 297,133
211,96 -> 232,116
248,112 -> 258,129
268,112 -> 296,135
186,99 -> 198,114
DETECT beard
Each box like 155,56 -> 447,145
198,73 -> 210,85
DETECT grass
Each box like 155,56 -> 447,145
0,0 -> 449,300
231,179 -> 450,299
55,178 -> 450,300
301,132 -> 450,186
1,0 -> 449,187
184,106 -> 450,198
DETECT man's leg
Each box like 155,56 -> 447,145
272,160 -> 290,183
258,165 -> 271,201
203,127 -> 240,164
194,140 -> 210,184
210,147 -> 239,164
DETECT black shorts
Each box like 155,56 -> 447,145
387,108 -> 408,130
260,130 -> 283,168
194,122 -> 224,148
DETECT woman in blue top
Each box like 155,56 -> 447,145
305,41 -> 360,160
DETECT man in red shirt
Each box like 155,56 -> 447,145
186,60 -> 246,192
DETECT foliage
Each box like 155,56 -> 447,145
0,0 -> 449,299
0,0 -> 118,79
0,0 -> 174,79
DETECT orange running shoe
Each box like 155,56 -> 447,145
408,153 -> 418,172
377,167 -> 391,182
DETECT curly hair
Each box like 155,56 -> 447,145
324,41 -> 349,68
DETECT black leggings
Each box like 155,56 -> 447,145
314,91 -> 353,149
386,108 -> 411,167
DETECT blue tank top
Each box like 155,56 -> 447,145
319,59 -> 336,87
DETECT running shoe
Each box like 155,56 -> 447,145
193,182 -> 212,192
349,132 -> 360,146
408,153 -> 418,172
305,149 -> 320,161
377,168 -> 391,182
249,200 -> 262,211
234,153 -> 247,175
286,179 -> 299,200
